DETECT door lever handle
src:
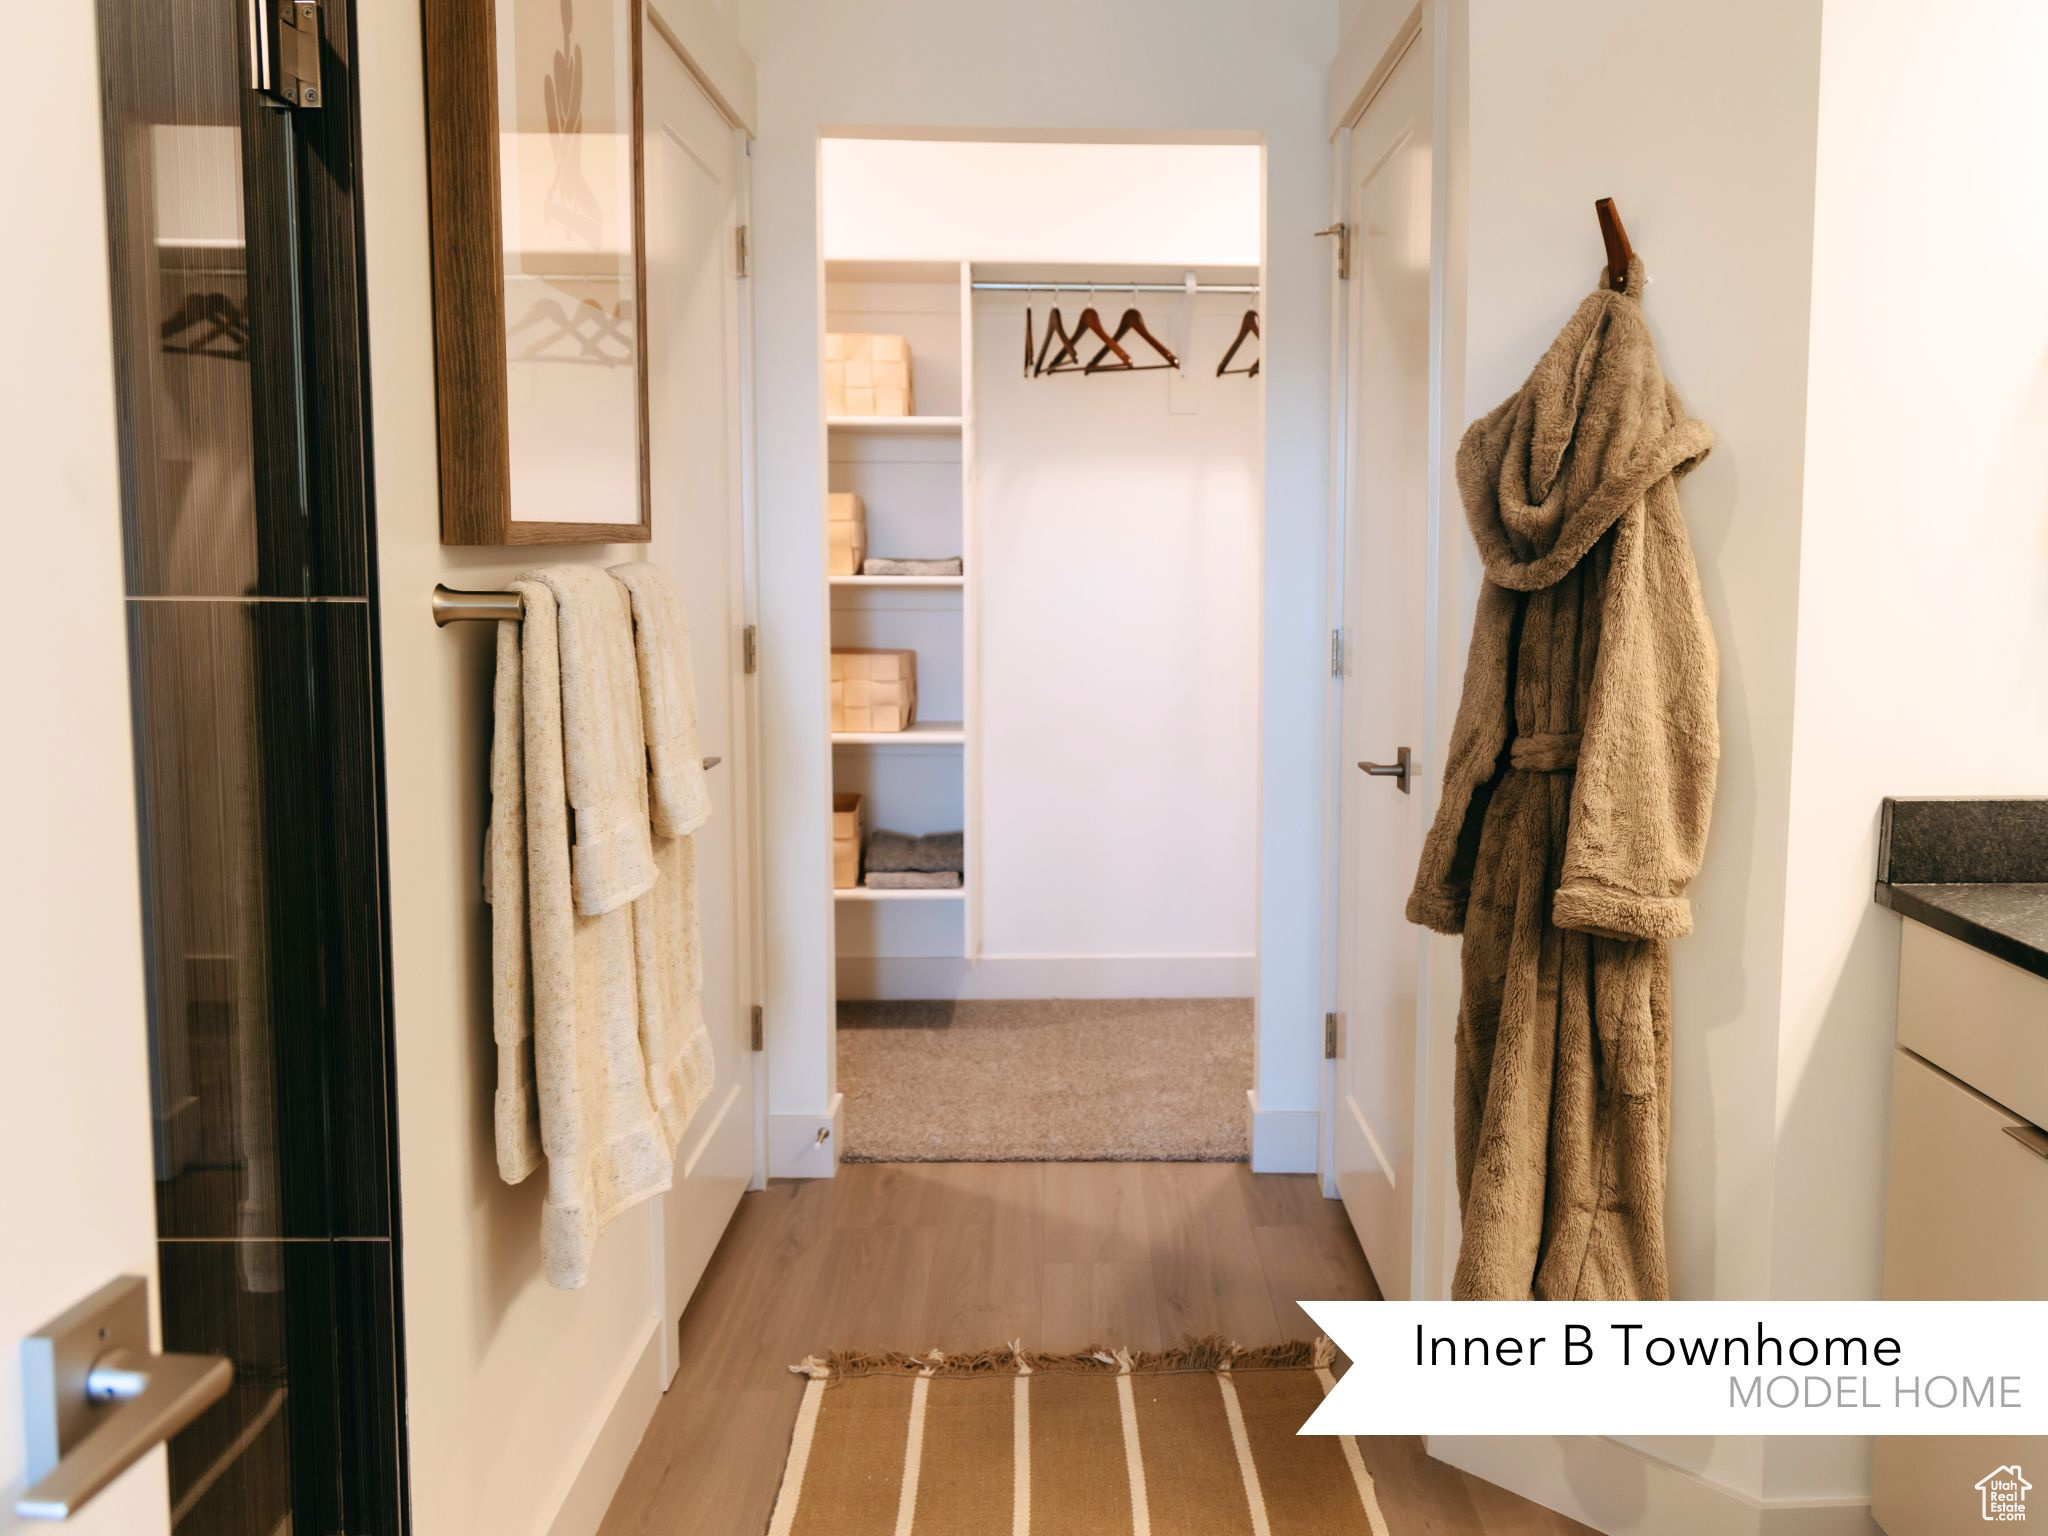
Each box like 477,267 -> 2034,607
1358,747 -> 1413,795
16,1277 -> 233,1521
2004,1124 -> 2048,1163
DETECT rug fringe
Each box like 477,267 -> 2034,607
791,1335 -> 1333,1381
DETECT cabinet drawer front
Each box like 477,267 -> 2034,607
1898,920 -> 2048,1128
1883,1048 -> 2048,1300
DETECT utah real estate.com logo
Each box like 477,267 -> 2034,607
1979,1464 -> 2031,1522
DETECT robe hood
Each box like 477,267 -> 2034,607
1459,259 -> 1713,593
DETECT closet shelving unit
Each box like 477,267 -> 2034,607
825,260 -> 979,947
822,258 -> 1261,966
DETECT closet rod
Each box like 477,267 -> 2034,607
970,280 -> 1260,295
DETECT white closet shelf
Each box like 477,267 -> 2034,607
827,415 -> 964,435
829,575 -> 965,589
830,721 -> 965,746
835,885 -> 968,903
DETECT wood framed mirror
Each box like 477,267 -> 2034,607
424,0 -> 652,544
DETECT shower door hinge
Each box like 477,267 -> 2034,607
251,0 -> 323,107
1328,629 -> 1345,677
742,625 -> 758,674
1315,222 -> 1350,280
735,225 -> 750,278
1325,1012 -> 1341,1059
749,1005 -> 763,1052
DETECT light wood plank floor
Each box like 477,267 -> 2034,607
596,1163 -> 1595,1535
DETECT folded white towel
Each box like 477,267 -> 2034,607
531,565 -> 657,916
609,562 -> 711,838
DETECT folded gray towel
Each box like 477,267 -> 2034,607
865,829 -> 965,874
861,557 -> 964,577
865,870 -> 963,889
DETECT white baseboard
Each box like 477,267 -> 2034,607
1247,1089 -> 1319,1173
540,1314 -> 663,1536
768,1092 -> 844,1178
1427,1436 -> 1878,1536
836,953 -> 1255,1000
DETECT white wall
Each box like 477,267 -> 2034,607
741,0 -> 1337,1157
1436,0 -> 1828,1521
0,10 -> 166,1533
1766,0 -> 2048,1508
355,7 -> 752,1535
972,291 -> 1262,984
822,139 -> 1262,265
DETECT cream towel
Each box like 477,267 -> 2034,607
608,562 -> 710,838
544,565 -> 658,915
487,573 -> 675,1289
609,561 -> 714,1149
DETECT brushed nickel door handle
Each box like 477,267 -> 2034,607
16,1277 -> 233,1520
1358,747 -> 1412,794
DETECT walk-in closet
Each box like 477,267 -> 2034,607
815,139 -> 1267,1161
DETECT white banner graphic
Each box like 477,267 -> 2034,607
1301,1302 -> 2048,1437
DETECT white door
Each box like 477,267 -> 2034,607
2,164 -> 169,1536
1331,31 -> 1434,1301
643,23 -> 761,1382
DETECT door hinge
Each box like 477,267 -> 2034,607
1324,1011 -> 1340,1059
742,624 -> 758,674
1315,222 -> 1350,280
735,224 -> 750,278
252,0 -> 323,108
749,1004 -> 764,1052
1329,629 -> 1345,678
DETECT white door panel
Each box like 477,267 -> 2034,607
1332,32 -> 1433,1301
643,25 -> 758,1381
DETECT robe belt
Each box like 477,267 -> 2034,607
1507,731 -> 1581,771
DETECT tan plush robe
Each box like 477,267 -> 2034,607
1407,259 -> 1718,1301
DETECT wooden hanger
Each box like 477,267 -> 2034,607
1033,294 -> 1075,376
160,290 -> 250,359
506,294 -> 635,365
1085,304 -> 1179,373
1595,196 -> 1633,293
1216,308 -> 1260,377
1024,302 -> 1035,377
1041,298 -> 1132,373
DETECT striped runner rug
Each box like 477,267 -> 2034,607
767,1338 -> 1390,1536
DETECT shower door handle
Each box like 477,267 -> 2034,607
15,1276 -> 233,1520
1357,747 -> 1412,794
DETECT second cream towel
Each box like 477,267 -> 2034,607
610,561 -> 715,1153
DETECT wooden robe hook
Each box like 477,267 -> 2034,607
1595,197 -> 1633,292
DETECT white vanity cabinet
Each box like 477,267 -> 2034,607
1873,921 -> 2048,1533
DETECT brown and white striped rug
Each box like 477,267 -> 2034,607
767,1338 -> 1389,1535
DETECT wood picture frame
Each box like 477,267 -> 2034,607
424,0 -> 653,544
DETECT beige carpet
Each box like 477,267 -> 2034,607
836,998 -> 1252,1162
766,1339 -> 1389,1535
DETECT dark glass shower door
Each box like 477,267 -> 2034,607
93,0 -> 405,1530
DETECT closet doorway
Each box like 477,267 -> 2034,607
818,138 -> 1266,1165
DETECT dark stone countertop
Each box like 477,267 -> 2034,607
1874,881 -> 2048,982
1874,798 -> 2048,982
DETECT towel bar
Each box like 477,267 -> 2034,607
432,585 -> 523,626
433,584 -> 723,772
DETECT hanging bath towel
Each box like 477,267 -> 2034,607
610,561 -> 715,1152
1407,257 -> 1719,1301
486,567 -> 675,1289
